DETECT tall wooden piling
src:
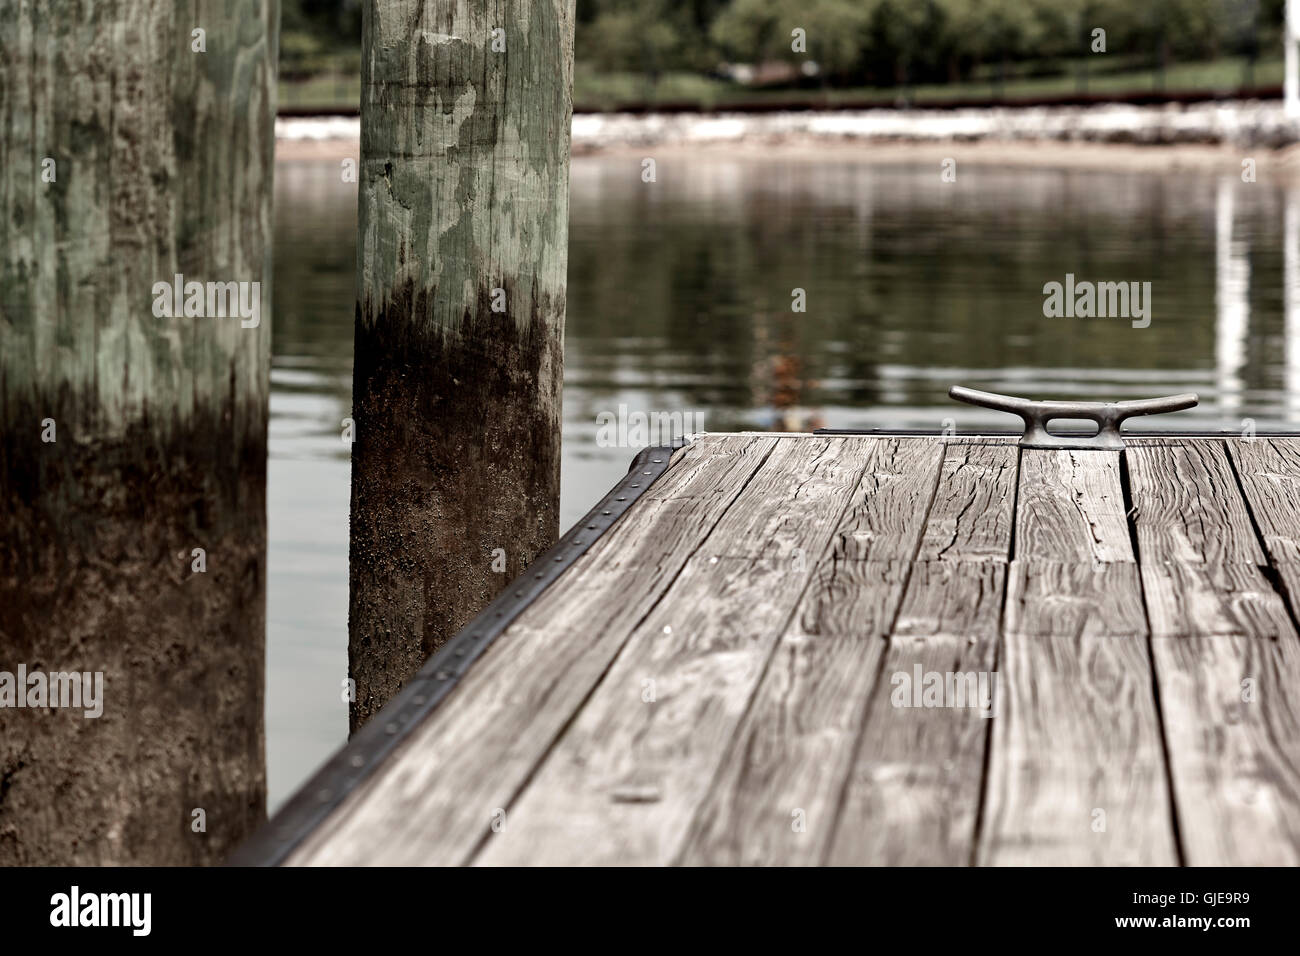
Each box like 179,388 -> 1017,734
348,1 -> 576,729
0,1 -> 277,864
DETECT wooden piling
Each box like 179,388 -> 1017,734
348,1 -> 576,729
0,1 -> 277,864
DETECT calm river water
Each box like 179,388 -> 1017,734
268,151 -> 1299,808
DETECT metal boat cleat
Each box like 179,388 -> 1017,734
948,385 -> 1198,450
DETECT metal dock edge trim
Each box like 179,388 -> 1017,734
226,441 -> 688,867
813,428 -> 1300,438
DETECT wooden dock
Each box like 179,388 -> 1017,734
235,433 -> 1300,866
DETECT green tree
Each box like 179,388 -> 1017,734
711,0 -> 873,80
582,1 -> 686,80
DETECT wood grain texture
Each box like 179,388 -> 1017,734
789,557 -> 914,642
1131,439 -> 1290,638
979,629 -> 1176,865
829,439 -> 944,561
674,560 -> 909,866
472,436 -> 876,866
1154,636 -> 1300,864
1227,439 -> 1300,564
916,441 -> 1018,562
1016,450 -> 1133,563
1126,440 -> 1264,564
827,439 -> 1017,865
1004,561 -> 1146,638
289,435 -> 777,865
981,446 -> 1173,865
1135,440 -> 1300,864
0,0 -> 273,436
828,569 -> 1004,866
679,438 -> 1014,865
894,560 -> 1008,640
1142,562 -> 1292,639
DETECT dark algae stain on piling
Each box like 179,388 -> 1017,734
0,0 -> 277,863
0,405 -> 268,865
347,1 -> 574,731
348,283 -> 562,730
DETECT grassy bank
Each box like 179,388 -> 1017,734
278,55 -> 1285,115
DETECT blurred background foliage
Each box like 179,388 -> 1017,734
279,0 -> 1288,110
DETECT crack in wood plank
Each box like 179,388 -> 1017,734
281,435 -> 1300,866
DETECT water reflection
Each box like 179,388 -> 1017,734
566,157 -> 1297,441
268,160 -> 354,811
1287,188 -> 1300,422
268,152 -> 1300,809
1216,177 -> 1249,421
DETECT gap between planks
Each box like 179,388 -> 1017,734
287,436 -> 1300,866
1127,438 -> 1300,865
287,434 -> 782,865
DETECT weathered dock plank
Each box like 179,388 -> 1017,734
1142,562 -> 1292,639
980,449 -> 1176,866
1126,439 -> 1264,564
829,439 -> 946,562
1228,438 -> 1300,630
1148,437 -> 1300,864
1128,440 -> 1286,639
1227,438 -> 1300,563
1016,450 -> 1133,564
893,560 -> 1009,640
1003,561 -> 1146,637
251,433 -> 1300,868
916,439 -> 1019,562
980,624 -> 1176,865
673,559 -> 907,866
827,440 -> 1017,865
288,435 -> 778,865
826,590 -> 1002,865
1153,635 -> 1300,865
473,436 -> 876,866
676,438 -> 943,865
